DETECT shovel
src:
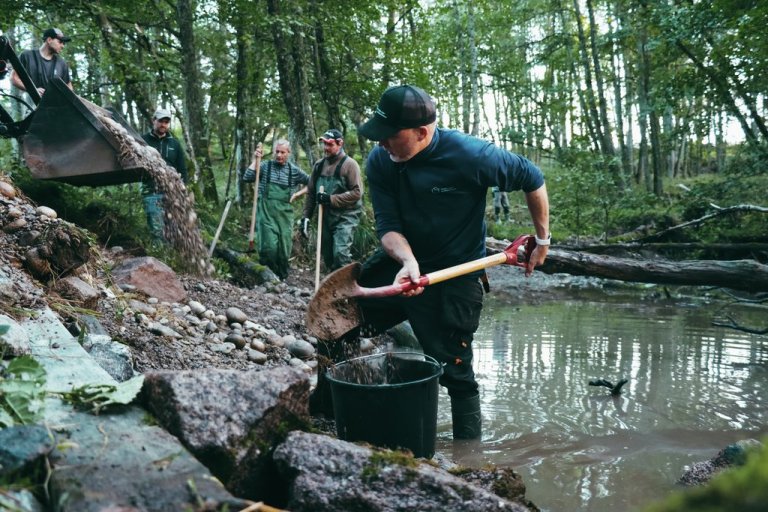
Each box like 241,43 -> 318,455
247,143 -> 263,252
314,185 -> 325,291
306,234 -> 536,340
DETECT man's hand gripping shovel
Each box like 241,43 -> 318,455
306,234 -> 537,340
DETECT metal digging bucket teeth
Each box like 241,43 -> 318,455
22,78 -> 147,187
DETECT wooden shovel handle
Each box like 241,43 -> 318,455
314,185 -> 324,291
247,143 -> 263,250
358,235 -> 534,298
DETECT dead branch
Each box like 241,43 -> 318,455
632,204 -> 768,243
711,315 -> 768,335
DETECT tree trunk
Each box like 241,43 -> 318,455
586,0 -> 621,187
230,17 -> 248,203
487,240 -> 768,292
267,0 -> 317,165
312,1 -> 343,130
573,0 -> 604,153
636,24 -> 651,190
468,1 -> 481,137
650,108 -> 663,195
176,0 -> 218,203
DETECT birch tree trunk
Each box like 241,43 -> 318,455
586,0 -> 617,163
467,1 -> 481,137
636,17 -> 652,191
573,0 -> 605,152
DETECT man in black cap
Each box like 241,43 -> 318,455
355,84 -> 550,440
141,107 -> 188,241
302,129 -> 363,271
11,28 -> 73,96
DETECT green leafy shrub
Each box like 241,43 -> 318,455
0,356 -> 47,427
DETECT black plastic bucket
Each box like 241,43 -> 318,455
327,351 -> 443,458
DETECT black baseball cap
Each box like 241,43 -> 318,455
319,129 -> 343,142
42,28 -> 71,43
358,85 -> 436,141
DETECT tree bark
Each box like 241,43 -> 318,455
486,239 -> 768,292
177,0 -> 218,203
467,1 -> 481,137
573,0 -> 604,153
586,0 -> 621,188
312,2 -> 342,130
267,0 -> 317,165
230,16 -> 247,202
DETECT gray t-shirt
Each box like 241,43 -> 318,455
17,49 -> 71,90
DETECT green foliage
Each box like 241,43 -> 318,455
547,148 -> 629,241
0,356 -> 47,428
645,440 -> 768,512
58,375 -> 145,415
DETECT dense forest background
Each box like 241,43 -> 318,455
1,0 -> 766,255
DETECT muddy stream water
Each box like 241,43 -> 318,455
432,276 -> 767,512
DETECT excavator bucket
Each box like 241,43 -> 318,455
22,78 -> 147,186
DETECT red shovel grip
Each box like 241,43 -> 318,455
503,234 -> 536,267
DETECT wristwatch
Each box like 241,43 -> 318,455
535,233 -> 552,246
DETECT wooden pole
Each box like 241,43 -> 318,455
247,143 -> 263,252
208,199 -> 232,258
314,185 -> 325,291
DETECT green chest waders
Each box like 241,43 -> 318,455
315,159 -> 361,271
257,164 -> 295,279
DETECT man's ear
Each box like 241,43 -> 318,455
417,126 -> 429,140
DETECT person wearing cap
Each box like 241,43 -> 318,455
11,27 -> 74,96
141,108 -> 188,240
354,84 -> 550,440
241,139 -> 310,279
302,129 -> 363,271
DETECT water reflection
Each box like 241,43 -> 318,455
435,295 -> 768,511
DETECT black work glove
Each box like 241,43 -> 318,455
300,217 -> 310,238
316,192 -> 331,205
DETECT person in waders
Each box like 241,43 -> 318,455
301,129 -> 363,272
492,186 -> 511,223
242,140 -> 309,279
141,108 -> 188,242
354,85 -> 550,440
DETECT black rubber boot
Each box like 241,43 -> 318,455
451,394 -> 482,440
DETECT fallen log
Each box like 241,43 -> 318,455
487,238 -> 768,292
213,246 -> 278,287
572,242 -> 768,255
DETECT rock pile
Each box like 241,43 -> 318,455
92,106 -> 211,276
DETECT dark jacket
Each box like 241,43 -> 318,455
142,131 -> 188,194
366,128 -> 544,273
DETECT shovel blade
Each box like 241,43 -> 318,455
306,262 -> 364,340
